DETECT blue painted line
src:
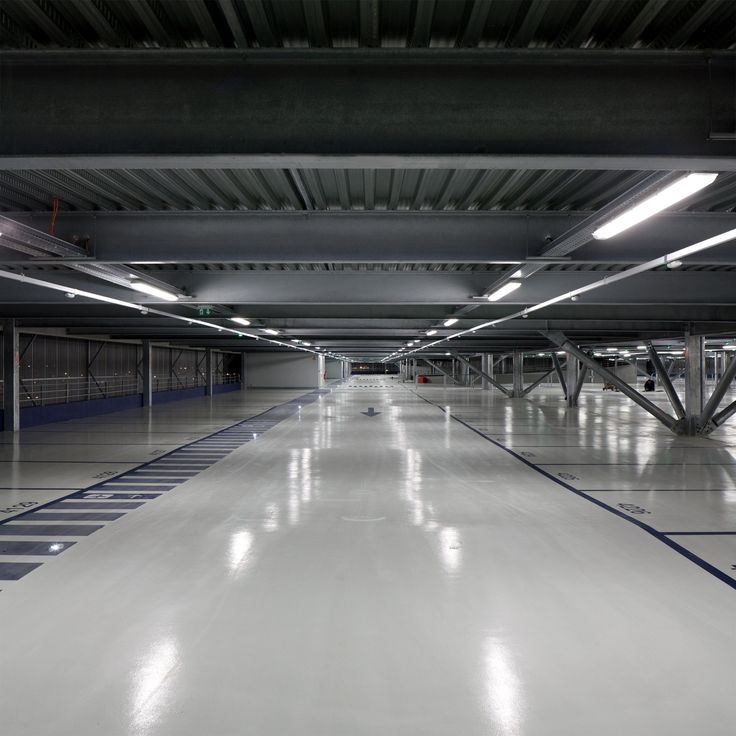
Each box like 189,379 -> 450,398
130,468 -> 199,473
414,391 -> 736,593
26,512 -> 126,522
152,461 -> 211,465
99,484 -> 176,491
52,501 -> 144,510
0,540 -> 74,555
0,524 -> 102,536
121,473 -> 191,483
77,492 -> 160,500
0,562 -> 43,580
663,531 -> 736,536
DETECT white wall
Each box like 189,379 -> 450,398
325,359 -> 343,379
245,353 -> 323,388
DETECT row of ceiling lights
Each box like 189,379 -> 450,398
0,269 -> 351,361
383,172 -> 729,363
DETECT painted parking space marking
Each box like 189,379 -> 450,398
0,524 -> 103,536
0,562 -> 43,580
51,501 -> 145,510
0,541 -> 74,555
0,387 -> 330,588
78,492 -> 161,500
415,389 -> 736,592
23,512 -> 126,522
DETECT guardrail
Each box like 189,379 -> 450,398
0,373 -> 241,408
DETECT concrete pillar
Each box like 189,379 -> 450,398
2,319 -> 19,432
685,335 -> 705,417
141,340 -> 152,407
205,348 -> 214,396
317,354 -> 325,386
512,351 -> 524,398
566,356 -> 580,408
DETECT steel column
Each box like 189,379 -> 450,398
423,358 -> 461,385
205,349 -> 214,396
545,331 -> 678,430
685,335 -> 706,419
646,342 -> 685,420
512,352 -> 524,398
700,355 -> 736,428
141,340 -> 152,407
481,354 -> 492,390
2,319 -> 19,432
552,353 -> 567,398
571,363 -> 588,406
565,355 -> 580,407
452,352 -> 512,397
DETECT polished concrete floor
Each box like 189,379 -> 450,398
0,377 -> 735,735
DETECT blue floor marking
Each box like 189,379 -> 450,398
77,492 -> 160,500
99,484 -> 177,491
0,562 -> 43,580
0,541 -> 74,555
53,501 -> 144,510
0,387 -> 331,587
24,512 -> 126,522
414,391 -> 736,592
0,524 -> 102,536
663,531 -> 736,536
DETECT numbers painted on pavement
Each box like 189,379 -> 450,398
0,501 -> 38,514
617,502 -> 651,515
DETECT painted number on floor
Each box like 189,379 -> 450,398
617,502 -> 651,515
557,472 -> 580,481
93,470 -> 117,479
0,501 -> 38,514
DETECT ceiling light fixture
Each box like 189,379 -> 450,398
443,318 -> 458,327
230,317 -> 251,326
128,279 -> 179,302
426,329 -> 437,336
261,328 -> 279,336
666,260 -> 683,269
487,280 -> 521,301
592,173 -> 718,240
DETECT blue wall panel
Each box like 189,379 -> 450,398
20,394 -> 143,428
151,386 -> 206,404
14,385 -> 241,428
213,383 -> 241,395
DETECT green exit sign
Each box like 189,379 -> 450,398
198,306 -> 213,317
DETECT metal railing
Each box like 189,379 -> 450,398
17,375 -> 141,407
151,372 -> 240,393
0,373 -> 241,408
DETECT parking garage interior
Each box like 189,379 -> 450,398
1,1 -> 736,734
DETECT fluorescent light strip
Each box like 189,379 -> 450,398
592,173 -> 717,240
487,280 -> 521,301
230,317 -> 251,326
383,227 -> 736,361
0,270 -> 335,358
128,279 -> 179,302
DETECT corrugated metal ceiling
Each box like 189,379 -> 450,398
1,0 -> 733,51
1,168 -> 735,213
